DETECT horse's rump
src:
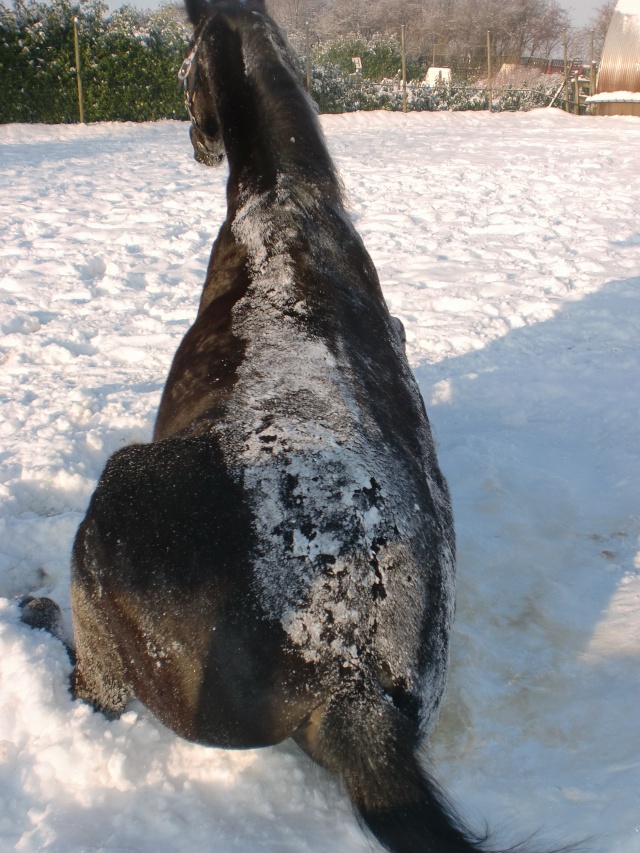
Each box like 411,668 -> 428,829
70,436 -> 330,746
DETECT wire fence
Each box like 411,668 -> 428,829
295,27 -> 598,116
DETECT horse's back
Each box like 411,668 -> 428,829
137,183 -> 456,737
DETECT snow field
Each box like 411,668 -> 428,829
1,109 -> 639,851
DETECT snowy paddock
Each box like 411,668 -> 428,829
0,109 -> 639,852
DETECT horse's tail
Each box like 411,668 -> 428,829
296,689 -> 532,853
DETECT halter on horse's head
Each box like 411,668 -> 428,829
179,0 -> 268,167
179,28 -> 224,166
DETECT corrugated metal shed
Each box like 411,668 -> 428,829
590,0 -> 640,115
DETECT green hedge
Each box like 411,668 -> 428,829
312,75 -> 554,114
0,0 -> 189,123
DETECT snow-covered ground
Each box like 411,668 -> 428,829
1,109 -> 639,852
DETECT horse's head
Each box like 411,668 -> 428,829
179,29 -> 225,167
181,0 -> 267,167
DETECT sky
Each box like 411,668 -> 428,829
563,0 -> 601,27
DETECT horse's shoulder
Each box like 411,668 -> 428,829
198,218 -> 250,315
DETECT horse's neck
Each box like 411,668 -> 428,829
204,10 -> 339,202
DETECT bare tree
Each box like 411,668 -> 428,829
510,0 -> 571,59
421,0 -> 570,63
567,0 -> 616,65
276,0 -> 572,67
590,0 -> 616,57
268,0 -> 327,33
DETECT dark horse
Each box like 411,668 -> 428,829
20,2 -> 565,852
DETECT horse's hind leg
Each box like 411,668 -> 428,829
19,592 -> 128,718
71,657 -> 128,721
69,574 -> 130,720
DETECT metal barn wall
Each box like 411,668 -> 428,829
594,0 -> 640,116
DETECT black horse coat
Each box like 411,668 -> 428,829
71,121 -> 455,750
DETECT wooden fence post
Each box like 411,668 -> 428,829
401,24 -> 407,113
73,16 -> 84,123
487,31 -> 492,112
305,21 -> 311,92
563,29 -> 569,113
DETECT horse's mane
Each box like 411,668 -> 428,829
192,0 -> 343,203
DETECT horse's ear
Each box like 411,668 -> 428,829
185,0 -> 209,26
